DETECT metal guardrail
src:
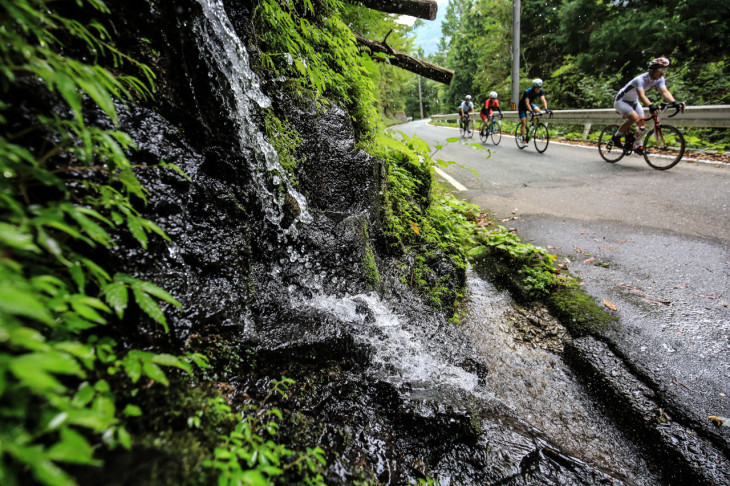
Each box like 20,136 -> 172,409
430,105 -> 730,130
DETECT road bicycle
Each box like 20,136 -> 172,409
459,113 -> 474,138
598,102 -> 686,170
479,114 -> 502,145
514,111 -> 552,152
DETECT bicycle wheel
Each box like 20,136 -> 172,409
479,126 -> 488,143
514,124 -> 526,149
491,121 -> 502,145
598,124 -> 624,163
533,123 -> 549,153
466,120 -> 474,139
459,122 -> 466,138
643,124 -> 685,170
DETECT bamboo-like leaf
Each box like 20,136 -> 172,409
132,287 -> 168,332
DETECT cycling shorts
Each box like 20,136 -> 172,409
480,112 -> 491,122
615,99 -> 644,118
518,104 -> 539,118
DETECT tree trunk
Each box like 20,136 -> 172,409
354,0 -> 438,20
356,35 -> 454,85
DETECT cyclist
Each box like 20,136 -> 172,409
459,95 -> 475,131
518,79 -> 550,142
480,91 -> 504,132
612,57 -> 683,154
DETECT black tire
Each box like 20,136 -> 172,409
465,119 -> 474,139
643,124 -> 685,170
598,124 -> 624,163
533,123 -> 549,153
459,122 -> 466,138
479,126 -> 488,143
514,124 -> 526,149
491,121 -> 502,145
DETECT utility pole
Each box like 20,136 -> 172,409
511,0 -> 520,110
418,76 -> 424,119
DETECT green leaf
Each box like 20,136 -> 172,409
142,360 -> 169,386
0,222 -> 40,252
0,287 -> 54,324
123,404 -> 142,417
132,287 -> 168,332
126,215 -> 148,249
103,281 -> 128,318
48,428 -> 101,465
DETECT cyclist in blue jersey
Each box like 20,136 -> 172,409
518,79 -> 550,142
612,57 -> 683,154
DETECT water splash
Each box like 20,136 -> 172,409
302,292 -> 480,393
193,0 -> 311,235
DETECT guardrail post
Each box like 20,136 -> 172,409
583,123 -> 591,138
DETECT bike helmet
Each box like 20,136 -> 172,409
489,91 -> 498,99
465,95 -> 472,100
648,57 -> 670,69
532,78 -> 543,88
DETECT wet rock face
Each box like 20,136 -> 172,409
87,2 -> 644,484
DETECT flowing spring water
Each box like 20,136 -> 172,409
193,0 -> 311,235
302,292 -> 480,392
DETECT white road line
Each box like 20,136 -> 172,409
434,167 -> 468,192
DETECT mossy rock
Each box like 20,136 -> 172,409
546,288 -> 618,337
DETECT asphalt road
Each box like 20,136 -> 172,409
393,118 -> 730,468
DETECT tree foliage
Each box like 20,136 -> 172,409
402,0 -> 730,111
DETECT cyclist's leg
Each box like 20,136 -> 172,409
519,111 -> 527,137
614,100 -> 641,148
480,112 -> 488,130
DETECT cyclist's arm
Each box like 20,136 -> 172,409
637,89 -> 652,108
540,95 -> 548,111
658,86 -> 676,103
524,97 -> 533,113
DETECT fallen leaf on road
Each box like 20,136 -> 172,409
699,293 -> 720,299
613,238 -> 630,243
547,244 -> 555,249
672,380 -> 692,391
639,296 -> 671,306
581,229 -> 586,235
673,283 -> 688,289
584,257 -> 595,264
709,416 -> 728,427
720,301 -> 729,307
603,300 -> 618,311
599,246 -> 616,250
617,283 -> 642,293
574,246 -> 584,253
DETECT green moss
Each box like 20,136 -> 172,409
363,245 -> 380,288
473,250 -> 617,337
546,288 -> 618,336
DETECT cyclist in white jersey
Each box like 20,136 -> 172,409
612,57 -> 681,153
459,95 -> 475,131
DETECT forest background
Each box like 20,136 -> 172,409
360,0 -> 730,126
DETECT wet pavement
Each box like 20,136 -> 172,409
461,268 -> 663,485
509,215 -> 730,484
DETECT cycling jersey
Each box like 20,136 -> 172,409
518,88 -> 544,113
459,101 -> 474,114
615,73 -> 666,103
481,99 -> 501,116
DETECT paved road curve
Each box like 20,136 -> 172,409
393,118 -> 730,479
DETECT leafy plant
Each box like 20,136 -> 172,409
201,377 -> 327,486
0,1 -> 199,484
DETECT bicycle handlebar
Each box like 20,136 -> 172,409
530,110 -> 553,120
641,101 -> 685,120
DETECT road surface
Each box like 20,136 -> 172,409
393,118 -> 730,481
